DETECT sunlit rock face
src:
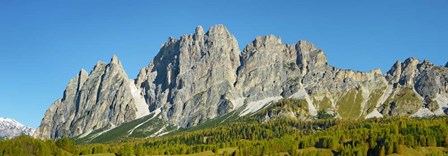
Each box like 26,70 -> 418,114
36,24 -> 448,139
35,55 -> 149,139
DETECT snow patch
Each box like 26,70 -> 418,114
0,117 -> 34,139
128,81 -> 150,119
411,108 -> 434,118
239,96 -> 282,116
289,88 -> 317,116
365,109 -> 383,119
128,108 -> 161,135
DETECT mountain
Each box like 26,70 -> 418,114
0,117 -> 34,139
35,24 -> 448,141
34,56 -> 149,139
135,25 -> 241,128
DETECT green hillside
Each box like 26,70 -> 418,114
72,115 -> 448,156
2,99 -> 447,156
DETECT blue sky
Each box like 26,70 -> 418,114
0,0 -> 447,128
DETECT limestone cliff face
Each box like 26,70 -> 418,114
36,24 -> 448,139
135,25 -> 241,127
236,37 -> 388,119
34,56 -> 149,139
383,58 -> 448,116
235,35 -> 301,102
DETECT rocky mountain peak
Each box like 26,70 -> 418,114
206,24 -> 231,37
236,34 -> 298,101
297,40 -> 318,51
371,68 -> 383,75
445,62 -> 448,67
93,61 -> 107,72
134,25 -> 241,127
249,35 -> 282,49
403,57 -> 420,69
385,57 -> 424,86
195,25 -> 204,36
164,37 -> 178,47
37,24 -> 448,140
79,68 -> 88,76
34,55 -> 149,139
394,60 -> 402,66
0,117 -> 34,139
61,69 -> 88,101
106,55 -> 128,78
110,54 -> 121,65
385,60 -> 402,83
74,69 -> 88,84
383,58 -> 448,110
296,40 -> 328,77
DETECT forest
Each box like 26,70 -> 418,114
1,99 -> 448,156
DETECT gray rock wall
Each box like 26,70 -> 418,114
36,24 -> 448,139
34,56 -> 148,139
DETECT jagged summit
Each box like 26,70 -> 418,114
36,25 -> 448,140
206,24 -> 231,36
34,55 -> 149,139
135,25 -> 241,127
404,57 -> 419,64
195,25 -> 204,36
248,35 -> 282,48
110,54 -> 121,64
0,117 -> 34,139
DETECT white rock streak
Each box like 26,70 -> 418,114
434,94 -> 448,116
289,88 -> 317,116
365,109 -> 383,119
239,96 -> 282,116
411,108 -> 434,118
87,124 -> 116,140
128,108 -> 161,135
230,97 -> 246,110
129,81 -> 150,119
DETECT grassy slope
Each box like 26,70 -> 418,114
75,112 -> 173,144
365,88 -> 385,114
317,96 -> 333,111
337,89 -> 363,119
73,110 -> 448,156
75,89 -> 429,146
383,87 -> 422,115
76,104 -> 245,144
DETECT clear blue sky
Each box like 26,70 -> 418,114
0,0 -> 447,128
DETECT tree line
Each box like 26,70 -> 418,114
1,99 -> 447,155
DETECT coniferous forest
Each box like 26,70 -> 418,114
1,99 -> 448,156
